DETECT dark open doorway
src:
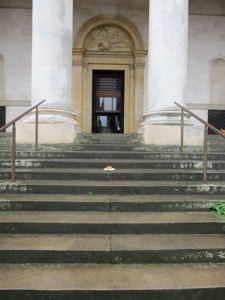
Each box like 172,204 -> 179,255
208,110 -> 225,134
92,70 -> 124,133
0,106 -> 5,130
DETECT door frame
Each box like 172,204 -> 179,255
72,16 -> 147,133
72,51 -> 147,134
88,64 -> 130,133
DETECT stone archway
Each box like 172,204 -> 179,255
210,57 -> 225,105
72,15 -> 147,133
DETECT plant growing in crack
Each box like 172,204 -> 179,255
208,203 -> 225,215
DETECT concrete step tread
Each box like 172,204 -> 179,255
14,150 -> 225,154
1,160 -> 225,172
0,263 -> 225,290
77,133 -> 141,137
1,179 -> 225,186
1,151 -> 225,162
0,211 -> 223,223
0,158 -> 212,163
0,150 -> 211,155
1,180 -> 225,196
0,234 -> 225,250
1,168 -> 217,173
1,193 -> 224,202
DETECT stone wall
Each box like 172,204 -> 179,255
1,1 -> 225,130
187,15 -> 225,122
73,0 -> 149,49
189,0 -> 225,15
0,8 -> 32,124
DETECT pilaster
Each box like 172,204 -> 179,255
133,50 -> 147,131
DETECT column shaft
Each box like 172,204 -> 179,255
17,0 -> 80,144
148,0 -> 188,119
32,0 -> 73,109
139,0 -> 203,145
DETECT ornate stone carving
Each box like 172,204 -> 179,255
84,25 -> 134,51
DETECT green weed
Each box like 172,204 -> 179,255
208,202 -> 225,215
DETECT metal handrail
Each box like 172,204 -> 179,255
174,101 -> 225,183
0,99 -> 46,181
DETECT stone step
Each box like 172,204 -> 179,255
1,143 -> 224,152
0,211 -> 224,234
77,133 -> 143,145
1,168 -> 225,181
78,133 -> 142,138
2,149 -> 225,160
1,158 -> 225,170
0,234 -> 225,264
72,144 -> 148,152
0,132 -> 11,139
0,194 -> 222,212
1,133 -> 225,300
3,144 -> 149,152
0,158 -> 206,169
1,180 -> 225,195
0,263 -> 225,299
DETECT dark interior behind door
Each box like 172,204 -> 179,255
92,70 -> 124,133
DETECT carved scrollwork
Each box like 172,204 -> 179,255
84,25 -> 134,51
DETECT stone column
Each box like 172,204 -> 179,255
17,0 -> 79,144
140,0 -> 203,145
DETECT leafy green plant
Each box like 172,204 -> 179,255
87,191 -> 93,196
208,203 -> 225,215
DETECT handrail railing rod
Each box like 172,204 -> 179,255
174,101 -> 225,183
12,123 -> 16,182
180,108 -> 184,152
0,99 -> 45,182
174,101 -> 225,138
35,107 -> 38,151
203,125 -> 208,183
0,99 -> 45,132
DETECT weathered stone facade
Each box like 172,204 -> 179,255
0,0 -> 225,144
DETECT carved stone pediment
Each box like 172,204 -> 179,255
84,25 -> 134,51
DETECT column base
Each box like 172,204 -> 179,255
138,124 -> 204,146
139,108 -> 204,146
17,107 -> 81,144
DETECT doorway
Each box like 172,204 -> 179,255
208,110 -> 225,134
0,106 -> 5,130
92,70 -> 124,133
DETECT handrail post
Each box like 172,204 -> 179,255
174,101 -> 225,184
11,123 -> 16,182
180,108 -> 184,152
35,107 -> 38,151
203,125 -> 208,183
0,99 -> 46,182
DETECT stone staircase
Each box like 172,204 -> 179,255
0,133 -> 225,299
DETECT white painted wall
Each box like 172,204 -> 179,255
189,0 -> 225,15
0,8 -> 32,126
187,15 -> 225,122
73,0 -> 149,49
1,1 -> 225,131
0,54 -> 3,100
0,9 -> 32,101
